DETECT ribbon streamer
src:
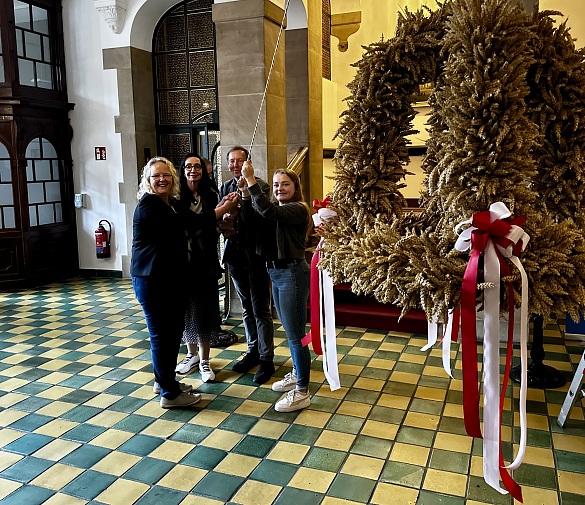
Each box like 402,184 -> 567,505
451,202 -> 529,502
301,198 -> 340,391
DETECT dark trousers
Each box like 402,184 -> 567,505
132,276 -> 185,399
227,258 -> 274,361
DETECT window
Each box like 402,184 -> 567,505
26,137 -> 63,226
13,0 -> 57,89
0,24 -> 5,84
0,143 -> 15,229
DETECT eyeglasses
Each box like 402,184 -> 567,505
150,173 -> 173,180
185,164 -> 203,171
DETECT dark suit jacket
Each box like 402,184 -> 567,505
219,177 -> 271,267
130,193 -> 188,278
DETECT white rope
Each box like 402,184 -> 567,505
248,0 -> 291,159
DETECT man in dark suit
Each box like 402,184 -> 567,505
219,146 -> 275,384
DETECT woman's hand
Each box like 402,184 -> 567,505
216,192 -> 239,217
242,161 -> 257,186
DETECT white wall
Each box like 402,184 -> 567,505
63,0 -> 127,272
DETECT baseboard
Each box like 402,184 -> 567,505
79,269 -> 123,279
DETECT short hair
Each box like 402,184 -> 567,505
137,157 -> 179,199
226,145 -> 249,162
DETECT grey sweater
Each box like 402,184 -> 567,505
244,182 -> 310,261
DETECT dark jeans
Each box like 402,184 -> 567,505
132,276 -> 185,399
227,257 -> 274,361
268,260 -> 311,389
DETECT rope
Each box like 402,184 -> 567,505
248,0 -> 291,159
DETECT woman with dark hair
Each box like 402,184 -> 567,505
238,163 -> 312,412
175,153 -> 238,382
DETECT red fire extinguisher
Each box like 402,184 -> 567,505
95,220 -> 111,259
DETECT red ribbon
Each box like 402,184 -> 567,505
302,249 -> 323,354
460,210 -> 525,503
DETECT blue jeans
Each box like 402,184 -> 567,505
228,256 -> 274,361
268,260 -> 311,389
132,276 -> 185,399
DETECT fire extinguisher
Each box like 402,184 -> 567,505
95,220 -> 111,259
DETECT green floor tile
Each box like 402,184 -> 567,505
123,457 -> 175,484
281,424 -> 321,445
118,434 -> 165,456
1,456 -> 53,482
351,434 -> 392,459
3,433 -> 53,455
416,490 -> 465,505
0,485 -> 54,505
429,448 -> 470,473
233,434 -> 276,458
303,447 -> 347,472
180,445 -> 227,470
218,413 -> 259,434
192,471 -> 245,501
381,460 -> 424,488
274,487 -> 323,505
250,459 -> 297,486
326,413 -> 365,434
62,469 -> 118,500
328,473 -> 376,502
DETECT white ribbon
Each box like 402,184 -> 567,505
454,202 -> 529,495
313,208 -> 341,391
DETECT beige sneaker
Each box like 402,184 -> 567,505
274,389 -> 310,413
153,381 -> 192,395
160,391 -> 201,409
271,371 -> 297,392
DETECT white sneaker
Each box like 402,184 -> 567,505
275,389 -> 310,413
153,381 -> 192,395
175,353 -> 200,374
160,391 -> 201,409
271,371 -> 297,392
199,360 -> 215,382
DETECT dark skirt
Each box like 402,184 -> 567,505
182,272 -> 221,345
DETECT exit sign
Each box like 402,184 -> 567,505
95,147 -> 106,160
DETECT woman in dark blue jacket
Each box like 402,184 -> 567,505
131,157 -> 200,409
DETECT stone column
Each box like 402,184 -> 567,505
213,0 -> 287,182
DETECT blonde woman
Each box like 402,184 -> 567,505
131,157 -> 201,408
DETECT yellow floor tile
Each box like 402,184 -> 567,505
415,386 -> 447,402
0,452 -> 23,472
289,467 -> 335,493
221,383 -> 256,398
558,470 -> 585,495
517,486 -> 559,505
87,410 -> 129,428
336,401 -> 372,418
199,429 -> 243,451
267,441 -> 310,464
341,454 -> 384,480
32,439 -> 80,461
389,371 -> 420,384
371,482 -> 419,505
157,464 -> 207,491
376,394 -> 410,410
361,419 -> 399,440
148,439 -> 197,462
88,429 -> 134,450
0,478 -> 21,500
42,492 -> 87,505
249,419 -> 289,439
522,445 -> 555,468
423,468 -> 467,496
189,409 -> 230,428
403,411 -> 440,430
0,409 -> 28,427
234,399 -> 272,417
293,409 -> 332,428
315,430 -> 355,451
434,432 -> 473,453
390,442 -> 430,466
215,453 -> 261,477
30,463 -> 84,490
94,478 -> 150,504
353,377 -> 386,392
231,479 -> 282,505
92,451 -> 142,476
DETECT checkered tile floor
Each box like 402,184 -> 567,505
0,277 -> 584,504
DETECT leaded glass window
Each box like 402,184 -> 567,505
25,137 -> 63,227
154,0 -> 218,127
0,143 -> 15,229
0,24 -> 5,84
13,0 -> 59,89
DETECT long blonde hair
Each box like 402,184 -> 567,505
137,157 -> 180,199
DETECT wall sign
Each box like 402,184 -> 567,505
95,147 -> 106,160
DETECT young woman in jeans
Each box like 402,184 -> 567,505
238,161 -> 312,412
